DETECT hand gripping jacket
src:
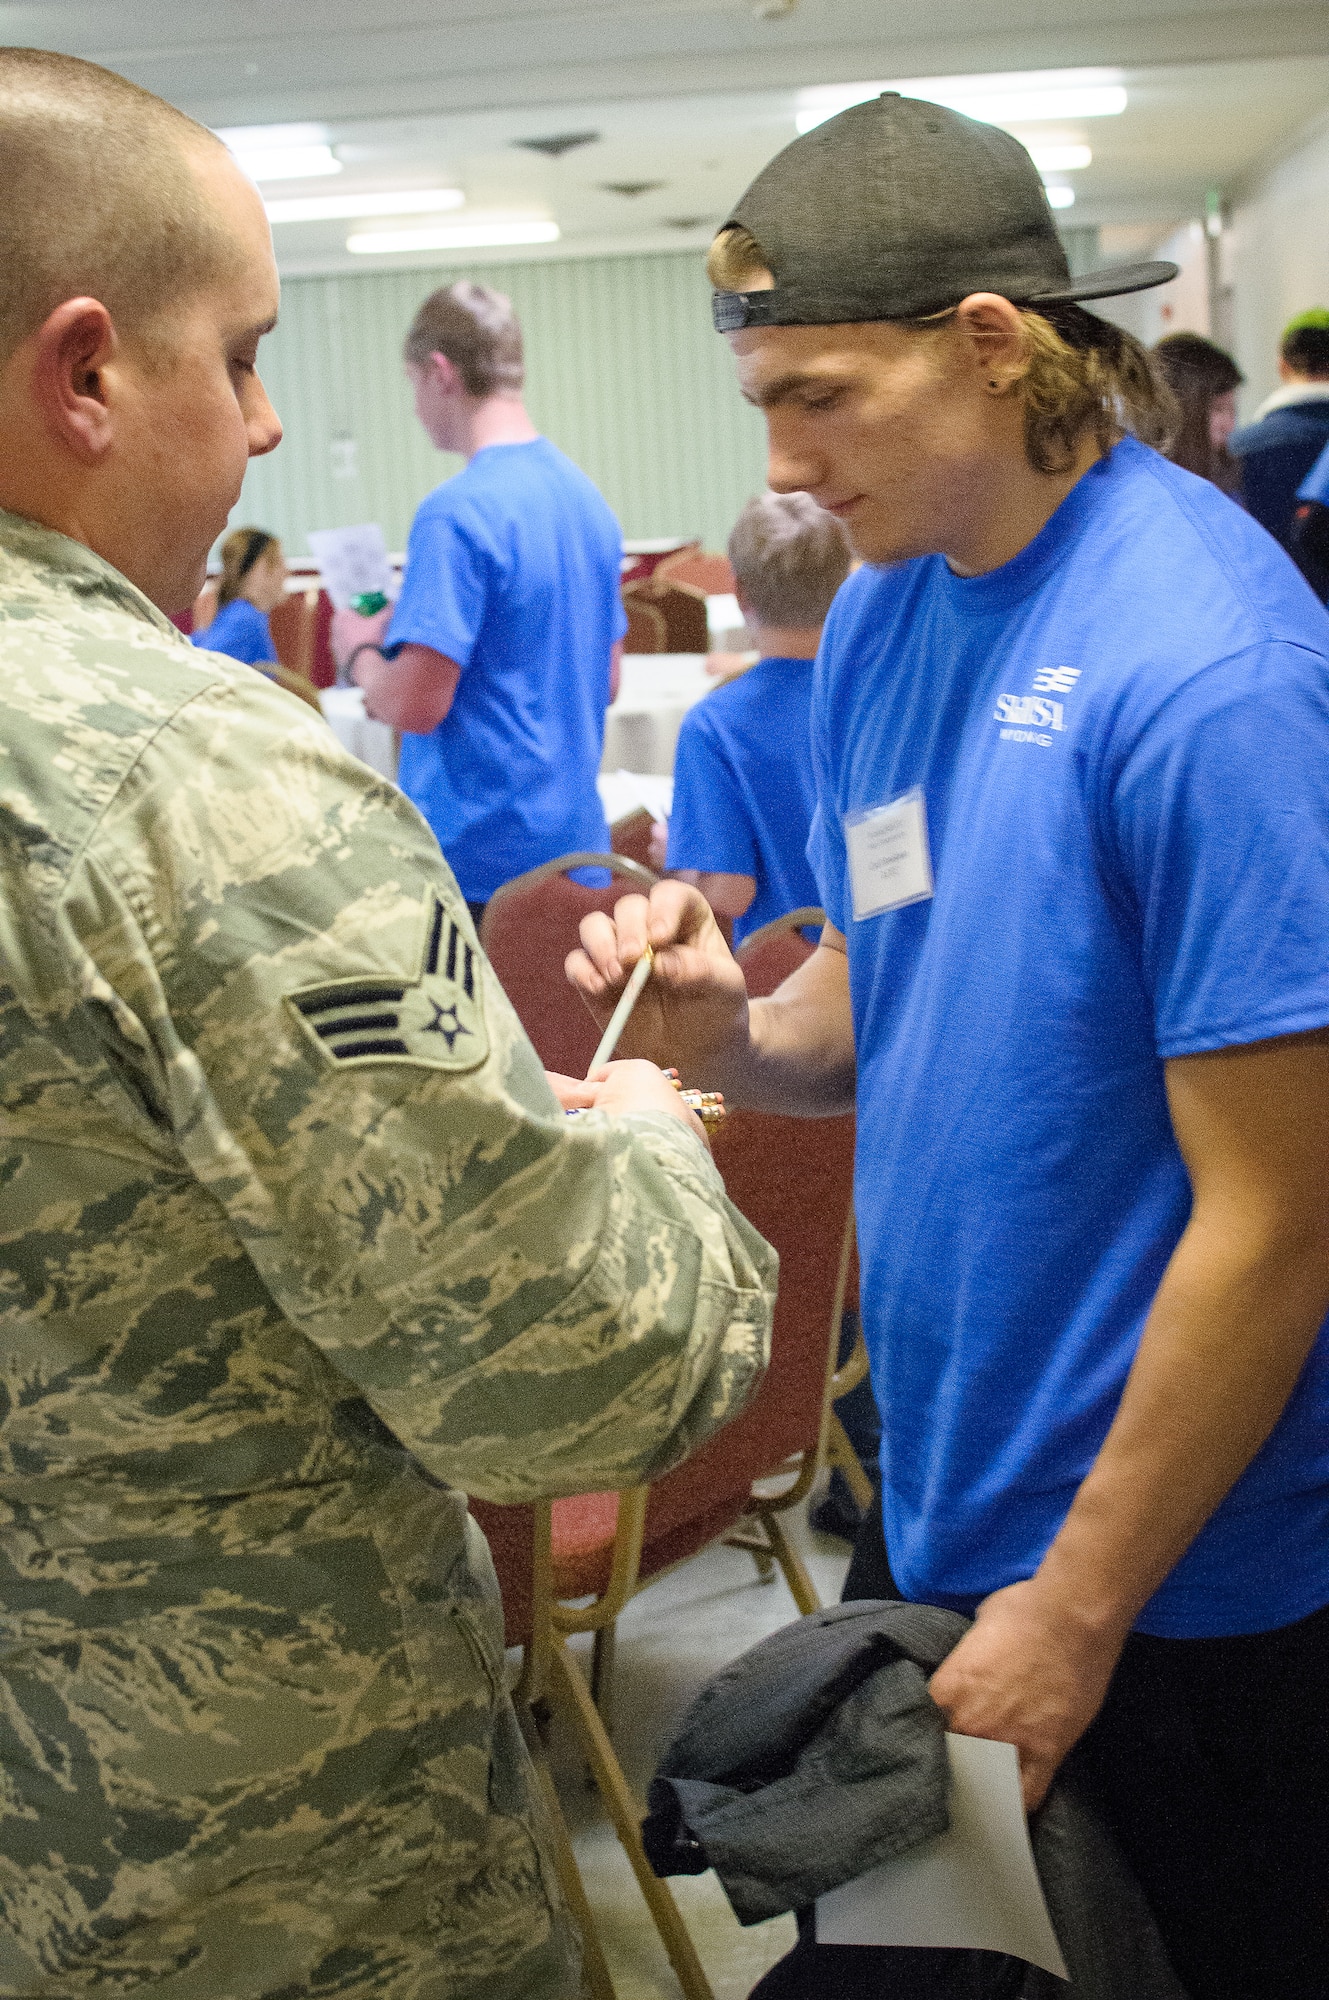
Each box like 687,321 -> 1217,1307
0,512 -> 776,1999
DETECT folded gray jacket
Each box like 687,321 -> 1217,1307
643,1600 -> 1189,1999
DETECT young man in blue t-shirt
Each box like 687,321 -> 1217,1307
663,491 -> 850,943
571,97 -> 1329,2000
333,282 -> 626,914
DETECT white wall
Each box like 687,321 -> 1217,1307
236,250 -> 769,557
1227,107 -> 1329,416
1095,222 -> 1209,347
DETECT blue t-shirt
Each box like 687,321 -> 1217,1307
808,436 -> 1329,1639
192,596 -> 277,667
666,655 -> 821,945
386,438 -> 627,901
1298,438 -> 1329,505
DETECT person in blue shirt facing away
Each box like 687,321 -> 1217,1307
571,96 -> 1329,2000
331,282 -> 626,919
661,492 -> 850,944
191,526 -> 285,666
1228,309 -> 1329,551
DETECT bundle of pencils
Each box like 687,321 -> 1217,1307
661,1069 -> 727,1134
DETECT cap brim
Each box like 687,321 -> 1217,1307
1024,259 -> 1179,304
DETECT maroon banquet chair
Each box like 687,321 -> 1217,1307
469,907 -> 858,2000
479,851 -> 657,1079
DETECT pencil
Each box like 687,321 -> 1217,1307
588,945 -> 654,1074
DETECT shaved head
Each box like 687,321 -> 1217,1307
0,48 -> 241,363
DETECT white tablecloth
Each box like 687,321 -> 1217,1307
319,685 -> 399,782
322,655 -> 714,787
601,654 -> 714,776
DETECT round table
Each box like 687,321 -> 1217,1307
321,656 -> 716,788
601,654 -> 715,776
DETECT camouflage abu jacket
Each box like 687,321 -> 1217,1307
0,512 -> 776,1999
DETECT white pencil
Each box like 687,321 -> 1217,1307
588,945 -> 654,1074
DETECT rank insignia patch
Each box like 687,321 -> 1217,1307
286,895 -> 490,1074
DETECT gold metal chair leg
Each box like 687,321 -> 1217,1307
722,1515 -> 777,1583
826,1410 -> 874,1513
589,1618 -> 618,1732
754,1504 -> 821,1617
549,1637 -> 716,2000
517,1699 -> 618,2000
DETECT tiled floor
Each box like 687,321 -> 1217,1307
545,1504 -> 852,1999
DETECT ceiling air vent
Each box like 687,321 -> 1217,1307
513,131 -> 600,158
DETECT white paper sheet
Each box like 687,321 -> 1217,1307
598,768 -> 673,829
815,1733 -> 1069,1981
306,523 -> 398,611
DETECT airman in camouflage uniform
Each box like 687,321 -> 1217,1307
0,507 -> 776,1997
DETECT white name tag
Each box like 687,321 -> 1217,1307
845,789 -> 934,921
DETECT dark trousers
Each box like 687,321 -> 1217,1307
754,1488 -> 1329,1999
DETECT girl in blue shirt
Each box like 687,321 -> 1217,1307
192,527 -> 285,668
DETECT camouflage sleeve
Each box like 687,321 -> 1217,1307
67,674 -> 775,1501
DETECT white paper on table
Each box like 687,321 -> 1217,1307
306,524 -> 398,611
612,769 -> 671,827
598,772 -> 674,828
815,1733 -> 1069,1981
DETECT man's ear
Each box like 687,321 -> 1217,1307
427,350 -> 464,398
953,293 -> 1027,396
28,298 -> 120,463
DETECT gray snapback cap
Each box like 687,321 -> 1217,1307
713,93 -> 1177,332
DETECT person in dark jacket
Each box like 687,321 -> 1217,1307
1292,436 -> 1329,601
1228,309 -> 1329,549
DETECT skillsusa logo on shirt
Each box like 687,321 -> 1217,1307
995,665 -> 1081,746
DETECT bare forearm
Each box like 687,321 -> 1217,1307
1038,1212 -> 1329,1638
350,640 -> 459,733
712,941 -> 857,1115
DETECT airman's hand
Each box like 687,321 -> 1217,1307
546,1061 -> 707,1143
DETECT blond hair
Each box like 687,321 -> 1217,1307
706,226 -> 1177,473
0,48 -> 237,365
403,282 -> 524,397
728,492 -> 851,627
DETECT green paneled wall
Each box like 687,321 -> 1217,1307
236,249 -> 770,556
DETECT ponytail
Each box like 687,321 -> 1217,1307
217,527 -> 277,607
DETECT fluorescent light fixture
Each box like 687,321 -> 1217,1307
1027,143 -> 1092,172
216,123 -> 341,182
931,83 -> 1126,125
794,84 -> 883,133
795,72 -> 1126,135
347,218 -> 560,255
241,144 -> 340,182
1043,184 -> 1076,209
266,187 -> 465,224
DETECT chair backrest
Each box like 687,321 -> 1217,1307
609,807 -> 657,872
269,586 -> 316,679
639,908 -> 855,1547
622,590 -> 667,654
481,852 -> 658,1078
656,550 -> 735,598
650,583 -> 709,655
469,1497 -> 539,1650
